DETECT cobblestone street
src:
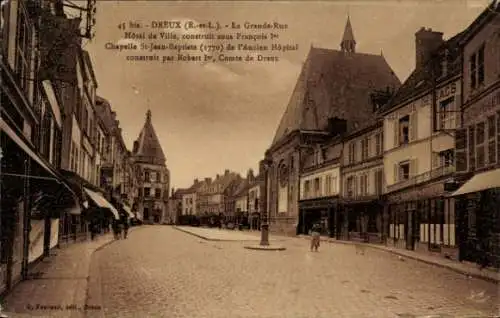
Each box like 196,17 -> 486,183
86,226 -> 499,318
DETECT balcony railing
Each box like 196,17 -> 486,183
387,165 -> 455,193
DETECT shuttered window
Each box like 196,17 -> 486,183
476,122 -> 485,168
455,128 -> 467,172
487,115 -> 496,165
410,112 -> 418,141
468,127 -> 475,171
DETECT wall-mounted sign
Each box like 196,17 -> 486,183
437,81 -> 457,101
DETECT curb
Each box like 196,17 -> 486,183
173,226 -> 264,242
244,245 -> 287,251
296,235 -> 499,284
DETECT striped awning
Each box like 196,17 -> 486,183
84,188 -> 120,220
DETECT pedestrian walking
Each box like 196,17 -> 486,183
112,219 -> 120,240
310,223 -> 322,252
123,217 -> 130,239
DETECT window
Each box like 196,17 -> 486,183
438,97 -> 455,130
361,138 -> 368,160
476,122 -> 485,168
470,53 -> 476,89
144,171 -> 150,182
15,3 -> 34,97
304,180 -> 310,199
348,142 -> 356,163
399,115 -> 410,145
470,45 -> 485,90
398,162 -> 410,181
375,133 -> 382,156
314,178 -> 320,196
455,128 -> 468,171
155,189 -> 161,198
359,174 -> 368,196
144,187 -> 151,197
374,169 -> 383,195
439,150 -> 454,167
150,171 -> 157,182
346,176 -> 355,197
325,175 -> 332,195
332,177 -> 337,194
468,126 -> 476,171
488,115 -> 497,165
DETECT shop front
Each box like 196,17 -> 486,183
297,197 -> 339,237
340,197 -> 384,243
385,181 -> 458,257
452,168 -> 500,269
1,119 -> 80,294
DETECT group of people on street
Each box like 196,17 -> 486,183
89,212 -> 130,240
112,213 -> 130,240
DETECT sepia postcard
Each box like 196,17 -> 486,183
0,0 -> 499,317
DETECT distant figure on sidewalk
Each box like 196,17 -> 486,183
310,223 -> 322,252
123,218 -> 130,239
112,219 -> 120,240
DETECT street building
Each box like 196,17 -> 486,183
0,0 -> 102,295
297,136 -> 343,237
340,115 -> 386,243
451,3 -> 500,268
181,179 -> 203,216
131,110 -> 170,224
379,25 -> 464,257
266,15 -> 401,235
197,170 -> 239,217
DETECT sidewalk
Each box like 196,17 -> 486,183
296,235 -> 500,285
0,229 -> 124,318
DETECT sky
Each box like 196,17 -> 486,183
81,0 -> 489,189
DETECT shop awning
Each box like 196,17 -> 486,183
122,204 -> 135,219
451,168 -> 500,197
1,118 -> 56,178
84,188 -> 120,220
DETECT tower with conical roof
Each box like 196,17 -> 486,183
132,110 -> 170,224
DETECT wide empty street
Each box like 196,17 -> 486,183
86,226 -> 499,318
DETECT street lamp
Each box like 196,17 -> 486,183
244,157 -> 285,251
259,157 -> 272,246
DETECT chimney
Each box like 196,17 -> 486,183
194,178 -> 199,184
224,169 -> 229,176
216,174 -> 220,179
171,188 -> 175,197
205,177 -> 211,183
415,27 -> 443,70
132,140 -> 139,154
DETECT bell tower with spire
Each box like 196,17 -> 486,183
132,109 -> 170,225
340,15 -> 356,53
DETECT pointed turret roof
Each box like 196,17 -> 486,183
340,15 -> 356,53
132,110 -> 166,165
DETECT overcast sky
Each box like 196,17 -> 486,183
84,0 -> 487,189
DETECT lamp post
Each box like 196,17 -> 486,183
259,157 -> 272,246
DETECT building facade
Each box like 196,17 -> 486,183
266,16 -> 400,235
298,138 -> 342,237
452,3 -> 500,268
380,26 -> 463,256
132,110 -> 170,224
341,120 -> 385,242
